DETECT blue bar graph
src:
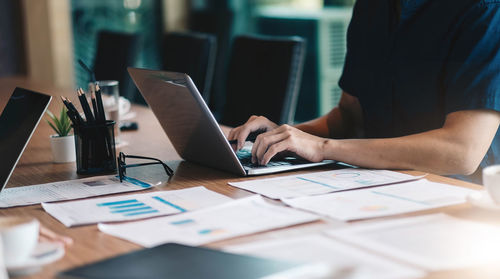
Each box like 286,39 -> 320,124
96,198 -> 158,218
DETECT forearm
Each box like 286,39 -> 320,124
323,129 -> 483,175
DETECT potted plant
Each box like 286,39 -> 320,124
47,108 -> 76,163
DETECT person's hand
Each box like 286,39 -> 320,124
228,115 -> 278,151
251,124 -> 326,165
39,225 -> 73,246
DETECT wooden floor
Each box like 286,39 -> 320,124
1,77 -> 500,278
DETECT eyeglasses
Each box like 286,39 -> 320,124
117,152 -> 174,183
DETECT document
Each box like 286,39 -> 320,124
283,180 -> 475,221
225,234 -> 425,279
42,186 -> 232,227
327,214 -> 500,271
229,169 -> 421,199
0,176 -> 153,208
98,195 -> 319,247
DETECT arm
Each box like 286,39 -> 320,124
253,109 -> 500,175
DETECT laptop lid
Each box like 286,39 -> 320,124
0,88 -> 52,192
128,67 -> 246,176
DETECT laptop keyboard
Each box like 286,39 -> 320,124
236,147 -> 308,169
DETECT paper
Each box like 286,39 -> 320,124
283,179 -> 475,221
42,186 -> 232,227
0,176 -> 152,208
229,169 -> 420,199
225,234 -> 425,279
98,195 -> 319,247
327,214 -> 500,271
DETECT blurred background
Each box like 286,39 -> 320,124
0,0 -> 355,123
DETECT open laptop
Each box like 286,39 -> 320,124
0,88 -> 52,192
128,67 -> 334,176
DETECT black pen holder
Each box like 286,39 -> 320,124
74,121 -> 117,174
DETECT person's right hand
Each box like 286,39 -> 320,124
228,115 -> 278,151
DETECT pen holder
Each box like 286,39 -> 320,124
73,121 -> 117,174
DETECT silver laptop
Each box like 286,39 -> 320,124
128,67 -> 334,176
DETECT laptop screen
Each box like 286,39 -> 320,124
0,88 -> 51,192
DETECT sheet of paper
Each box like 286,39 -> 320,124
229,169 -> 421,199
0,176 -> 152,208
327,213 -> 500,271
225,234 -> 425,279
42,186 -> 232,227
283,179 -> 476,221
98,195 -> 319,247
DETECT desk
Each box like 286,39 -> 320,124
0,77 -> 498,279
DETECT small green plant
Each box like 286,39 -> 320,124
46,108 -> 72,137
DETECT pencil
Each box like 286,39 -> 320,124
95,84 -> 106,123
77,88 -> 95,124
91,91 -> 99,122
61,96 -> 84,125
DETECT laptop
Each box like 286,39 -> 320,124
0,88 -> 52,192
128,67 -> 334,176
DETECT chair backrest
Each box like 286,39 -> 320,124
162,32 -> 217,104
220,35 -> 306,127
93,30 -> 142,102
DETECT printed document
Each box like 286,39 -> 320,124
229,169 -> 420,199
0,176 -> 152,208
98,195 -> 319,247
327,214 -> 500,271
283,180 -> 475,221
42,186 -> 232,227
225,234 -> 425,279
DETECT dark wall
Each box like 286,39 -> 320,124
0,0 -> 25,77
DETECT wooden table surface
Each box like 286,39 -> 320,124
1,77 -> 499,278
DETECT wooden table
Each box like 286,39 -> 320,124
1,77 -> 499,278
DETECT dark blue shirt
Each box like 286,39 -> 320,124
339,0 -> 500,183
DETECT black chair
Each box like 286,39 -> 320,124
220,35 -> 306,127
162,32 -> 217,104
93,30 -> 142,103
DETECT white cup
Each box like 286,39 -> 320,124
483,165 -> 500,204
0,217 -> 39,267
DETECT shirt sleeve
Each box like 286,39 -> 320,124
443,2 -> 500,114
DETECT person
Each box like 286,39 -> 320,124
228,0 -> 500,183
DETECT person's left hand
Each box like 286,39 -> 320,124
39,225 -> 73,246
251,124 -> 327,165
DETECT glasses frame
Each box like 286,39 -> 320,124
117,152 -> 174,182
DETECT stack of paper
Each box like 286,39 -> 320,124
283,180 -> 475,221
225,234 -> 425,279
0,176 -> 153,208
229,169 -> 421,199
327,214 -> 500,271
98,195 -> 319,247
42,186 -> 232,227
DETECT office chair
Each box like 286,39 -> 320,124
93,30 -> 142,103
162,32 -> 217,104
220,35 -> 306,127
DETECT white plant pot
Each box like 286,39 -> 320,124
50,135 -> 76,163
